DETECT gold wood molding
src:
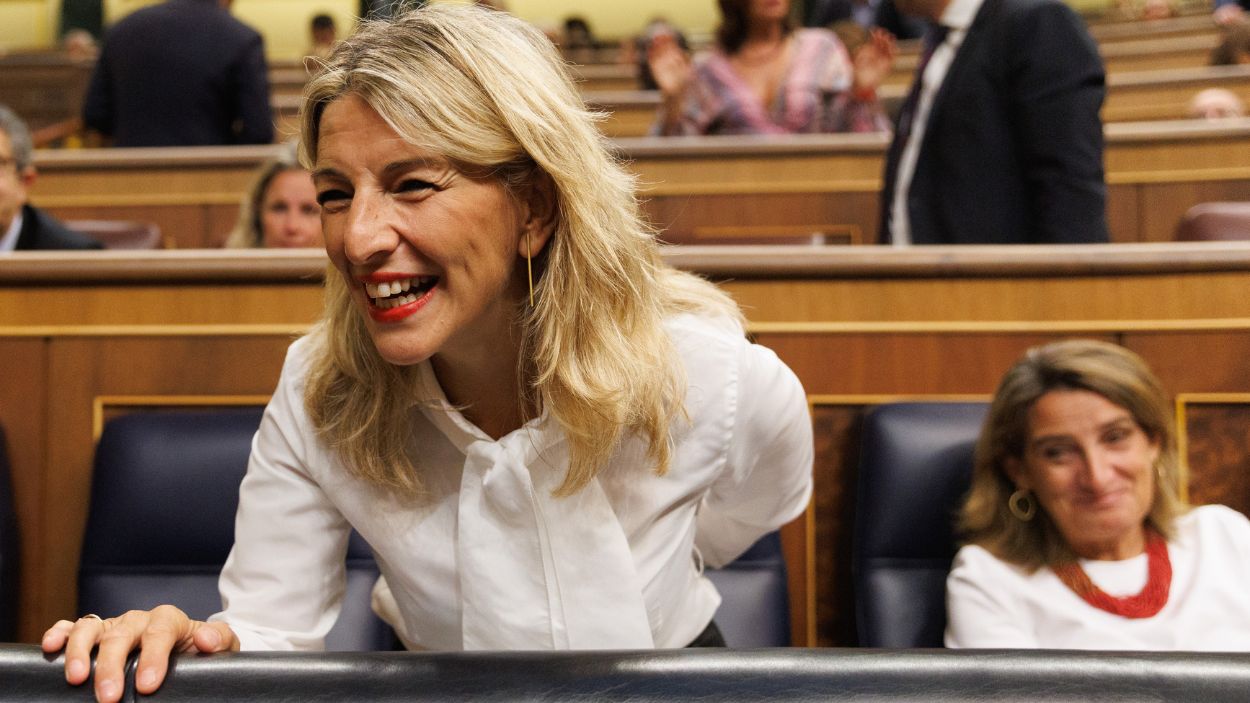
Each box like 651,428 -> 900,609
92,394 -> 272,441
808,394 -> 990,406
750,319 -> 1250,335
0,324 -> 311,337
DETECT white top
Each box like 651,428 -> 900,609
0,209 -> 22,252
889,0 -> 987,247
211,313 -> 814,651
945,504 -> 1250,650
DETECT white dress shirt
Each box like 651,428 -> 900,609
889,0 -> 987,247
212,313 -> 814,651
0,210 -> 23,252
946,505 -> 1250,650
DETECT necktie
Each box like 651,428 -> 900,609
879,24 -> 951,243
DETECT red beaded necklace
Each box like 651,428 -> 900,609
1052,529 -> 1171,619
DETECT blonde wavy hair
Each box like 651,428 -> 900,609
958,339 -> 1187,571
299,4 -> 739,497
224,145 -> 303,249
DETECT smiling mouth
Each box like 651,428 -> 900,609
365,276 -> 440,310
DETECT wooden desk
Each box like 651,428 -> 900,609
1103,65 -> 1250,122
4,244 -> 1250,647
28,120 -> 1250,248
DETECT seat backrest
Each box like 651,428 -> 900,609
1174,202 -> 1250,242
853,402 -> 988,648
64,220 -> 163,249
0,425 -> 18,641
705,531 -> 790,647
80,408 -> 393,650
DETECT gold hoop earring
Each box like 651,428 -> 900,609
525,234 -> 534,308
1009,488 -> 1037,522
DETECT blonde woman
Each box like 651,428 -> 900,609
44,6 -> 813,701
947,340 -> 1250,649
225,149 -> 323,249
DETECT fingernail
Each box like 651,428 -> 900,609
202,628 -> 221,648
67,658 -> 86,680
98,679 -> 117,701
41,633 -> 56,648
138,668 -> 157,688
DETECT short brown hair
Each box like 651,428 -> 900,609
716,0 -> 794,54
958,339 -> 1187,570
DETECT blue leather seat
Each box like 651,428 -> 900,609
80,408 -> 394,650
0,425 -> 18,641
705,531 -> 790,647
853,402 -> 988,648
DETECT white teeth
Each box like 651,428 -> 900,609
366,277 -> 420,300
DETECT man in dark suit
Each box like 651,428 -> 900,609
0,105 -> 102,251
83,0 -> 273,147
878,0 -> 1109,244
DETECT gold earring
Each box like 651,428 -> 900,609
525,234 -> 534,308
1008,488 -> 1037,522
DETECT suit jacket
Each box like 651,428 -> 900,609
83,0 -> 273,147
880,0 -> 1110,244
15,205 -> 104,251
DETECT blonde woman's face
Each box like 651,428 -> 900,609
1008,389 -> 1159,561
313,94 -> 533,367
260,169 -> 323,248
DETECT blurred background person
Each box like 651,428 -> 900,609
649,0 -> 894,135
1211,22 -> 1250,66
60,28 -> 99,62
225,151 -> 322,248
308,13 -> 338,61
1187,88 -> 1246,120
0,105 -> 102,251
947,340 -> 1250,650
879,0 -> 1108,245
628,17 -> 691,91
807,0 -> 925,40
561,15 -> 597,63
83,0 -> 273,147
1214,0 -> 1249,27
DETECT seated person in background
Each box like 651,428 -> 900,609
0,105 -> 102,252
561,15 -> 597,64
1212,22 -> 1250,66
225,151 -> 323,248
308,13 -> 338,61
648,0 -> 895,135
947,340 -> 1250,650
807,0 -> 926,40
42,7 -> 814,702
629,17 -> 691,90
1214,0 -> 1250,27
60,28 -> 99,62
1187,88 -> 1246,120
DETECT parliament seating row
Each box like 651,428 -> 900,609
564,64 -> 1250,139
4,644 -> 1250,701
4,244 -> 1250,645
29,119 -> 1250,248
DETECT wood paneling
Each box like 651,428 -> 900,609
0,339 -> 47,637
35,336 -> 293,640
1180,401 -> 1250,515
30,122 -> 1250,247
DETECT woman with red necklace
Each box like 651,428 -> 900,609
647,0 -> 895,135
946,340 -> 1250,649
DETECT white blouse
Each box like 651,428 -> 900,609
211,313 -> 814,651
945,504 -> 1250,650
